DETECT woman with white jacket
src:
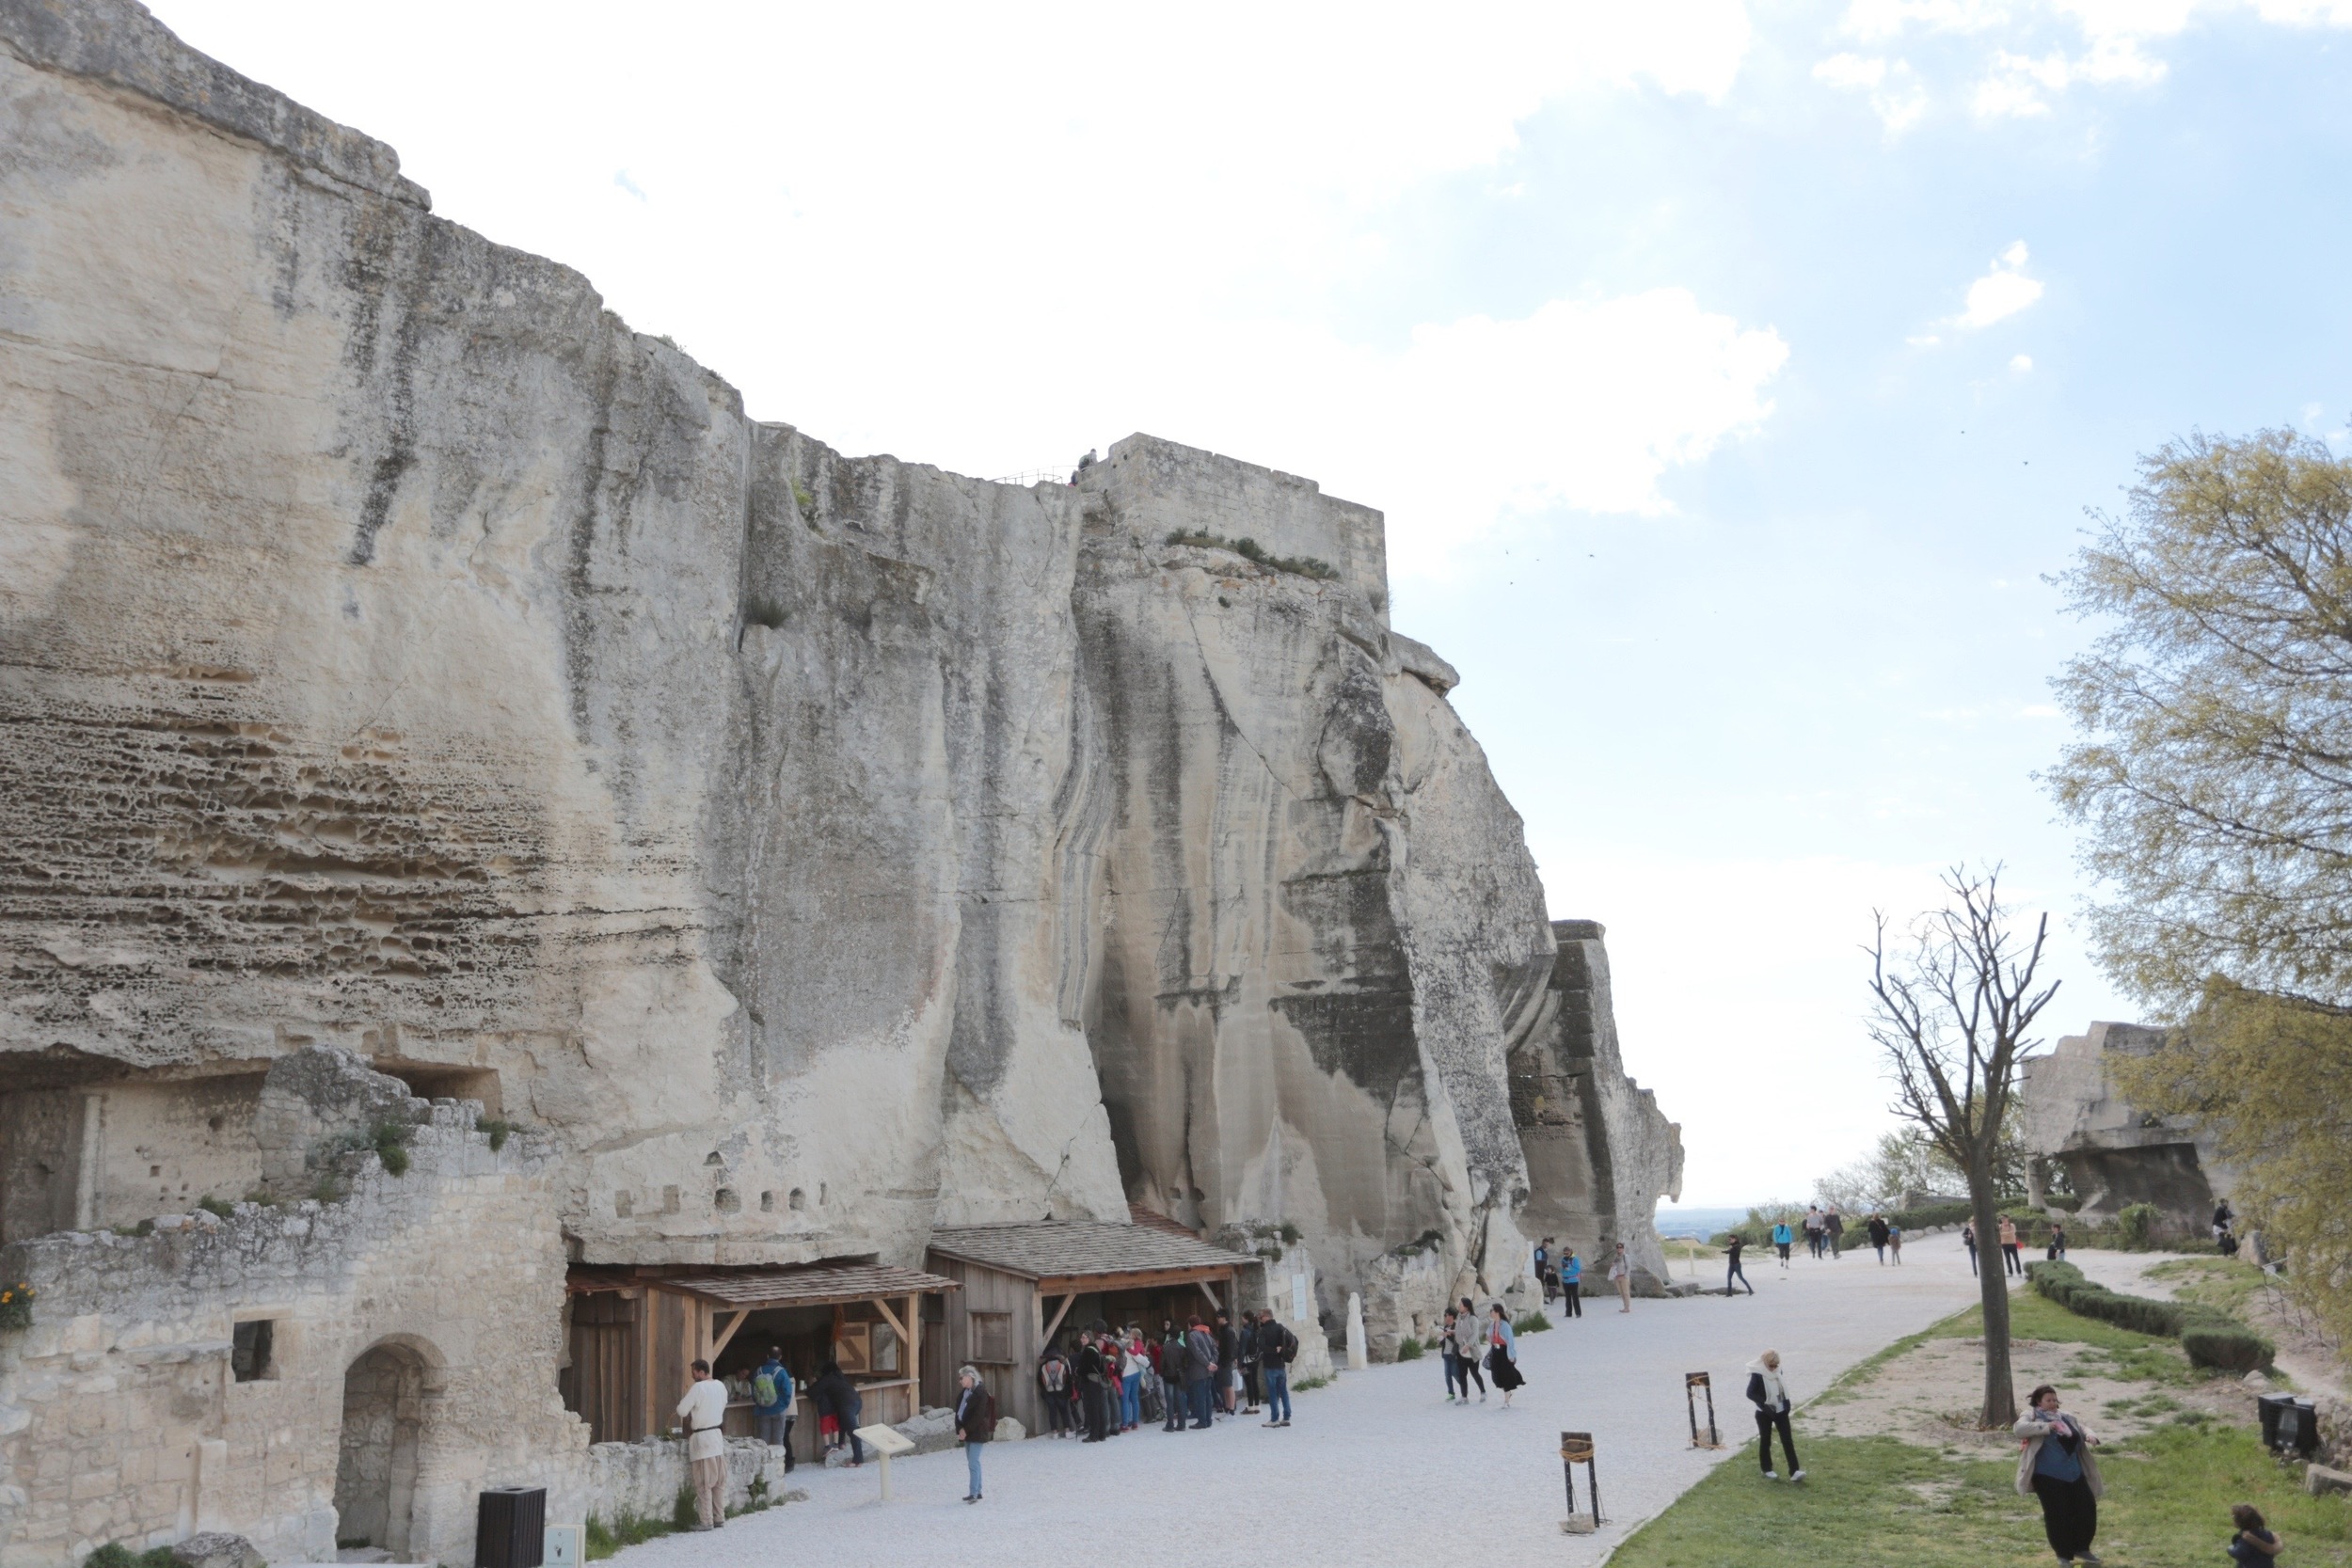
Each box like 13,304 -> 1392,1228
2015,1385 -> 2103,1565
1744,1350 -> 1804,1481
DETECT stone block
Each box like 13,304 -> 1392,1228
2308,1465 -> 2352,1497
170,1531 -> 266,1568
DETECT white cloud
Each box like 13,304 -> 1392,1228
1813,52 -> 1931,130
2010,353 -> 2035,372
1841,0 -> 2012,39
1955,242 -> 2045,328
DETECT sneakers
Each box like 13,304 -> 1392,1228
1277,1419 -> 1291,1427
1762,1470 -> 1779,1481
1790,1469 -> 1806,1482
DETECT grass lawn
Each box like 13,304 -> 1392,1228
1610,1426 -> 2351,1567
2144,1257 -> 2269,1319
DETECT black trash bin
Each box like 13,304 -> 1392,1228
2258,1393 -> 2290,1449
2284,1399 -> 2321,1457
476,1484 -> 547,1568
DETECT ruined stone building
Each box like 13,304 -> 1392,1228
0,2 -> 1680,1561
2018,1022 -> 2236,1231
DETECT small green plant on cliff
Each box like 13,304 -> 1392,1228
1514,1310 -> 1554,1335
790,479 -> 818,527
310,1173 -> 346,1205
1395,1335 -> 1425,1361
78,1544 -> 175,1568
1162,529 -> 1338,580
476,1117 -> 516,1152
370,1119 -> 413,1177
0,1280 -> 35,1332
197,1196 -> 234,1220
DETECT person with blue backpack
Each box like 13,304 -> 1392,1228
752,1346 -> 795,1470
1561,1249 -> 1583,1317
1772,1219 -> 1795,1272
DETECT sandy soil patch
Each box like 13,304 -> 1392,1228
1806,1335 -> 2256,1459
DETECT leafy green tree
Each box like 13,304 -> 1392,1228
2048,431 -> 2352,1011
1867,866 -> 2059,1428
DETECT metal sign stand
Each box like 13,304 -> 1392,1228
1559,1431 -> 1602,1534
1686,1371 -> 1724,1449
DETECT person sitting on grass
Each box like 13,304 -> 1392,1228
2014,1384 -> 2102,1567
2229,1503 -> 2284,1561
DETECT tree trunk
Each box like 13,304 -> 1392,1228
1969,1166 -> 2017,1429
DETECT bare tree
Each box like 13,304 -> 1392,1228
1867,865 -> 2061,1429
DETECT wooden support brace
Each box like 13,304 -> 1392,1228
1041,1291 -> 1078,1346
708,1309 -> 747,1362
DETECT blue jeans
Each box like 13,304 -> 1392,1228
1187,1378 -> 1213,1428
1120,1372 -> 1140,1427
964,1441 -> 983,1497
1263,1367 -> 1291,1422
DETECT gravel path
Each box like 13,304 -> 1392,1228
613,1233 -> 1994,1567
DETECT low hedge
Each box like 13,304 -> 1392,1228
2026,1260 -> 2273,1371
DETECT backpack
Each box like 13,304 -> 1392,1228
752,1370 -> 779,1408
1276,1323 -> 1298,1364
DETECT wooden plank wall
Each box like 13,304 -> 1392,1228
924,1256 -> 1041,1433
564,1291 -> 645,1444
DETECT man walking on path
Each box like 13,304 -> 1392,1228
1533,1238 -> 1552,1305
1609,1242 -> 1634,1311
1256,1309 -> 1295,1427
1803,1206 -> 1824,1259
1745,1349 -> 1804,1482
1867,1212 -> 1890,1264
2000,1215 -> 2024,1276
954,1365 -> 995,1502
1963,1221 -> 1979,1275
1825,1208 -> 1845,1259
1440,1307 -> 1465,1400
1561,1249 -> 1583,1317
752,1346 -> 794,1466
1725,1233 -> 1755,1295
676,1358 -> 729,1530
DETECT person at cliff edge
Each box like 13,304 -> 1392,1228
676,1358 -> 730,1530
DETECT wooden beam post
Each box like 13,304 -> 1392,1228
905,1294 -> 921,1390
708,1308 -> 747,1362
1041,1291 -> 1078,1347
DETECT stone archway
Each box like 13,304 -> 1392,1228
334,1338 -> 433,1557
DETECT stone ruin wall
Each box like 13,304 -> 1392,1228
0,1050 -> 587,1567
2018,1021 -> 2236,1232
0,0 -> 1684,1559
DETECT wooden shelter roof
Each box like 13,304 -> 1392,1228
567,1262 -> 958,1309
926,1220 -> 1255,1285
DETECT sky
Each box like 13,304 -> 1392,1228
147,0 -> 2352,1207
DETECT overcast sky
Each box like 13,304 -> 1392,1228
148,0 -> 2352,1206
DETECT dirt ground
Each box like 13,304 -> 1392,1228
1806,1333 -> 2258,1460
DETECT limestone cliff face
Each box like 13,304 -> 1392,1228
0,0 -> 1673,1327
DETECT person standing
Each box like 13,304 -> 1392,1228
2049,1220 -> 2070,1261
1532,1238 -> 1552,1305
1215,1313 -> 1241,1418
2000,1214 -> 2024,1276
1724,1233 -> 1755,1296
1744,1350 -> 1804,1482
1160,1323 -> 1191,1432
1825,1208 -> 1845,1259
1075,1327 -> 1110,1442
1560,1250 -> 1583,1317
2228,1504 -> 2285,1561
1867,1212 -> 1890,1264
1772,1219 -> 1794,1271
1038,1345 -> 1072,1438
751,1346 -> 795,1468
676,1358 -> 731,1529
1888,1222 -> 1904,1263
954,1365 -> 995,1502
1184,1317 -> 1218,1430
1438,1307 -> 1464,1400
1236,1312 -> 1262,1416
1121,1328 -> 1147,1432
2014,1385 -> 2103,1566
1452,1299 -> 1488,1402
1256,1309 -> 1296,1428
1962,1221 -> 1979,1275
1802,1206 -> 1824,1259
1608,1242 -> 1633,1312
1485,1303 -> 1524,1408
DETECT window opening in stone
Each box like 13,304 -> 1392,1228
759,1190 -> 774,1212
660,1185 -> 679,1214
614,1191 -> 633,1217
787,1188 -> 804,1211
714,1188 -> 739,1214
231,1319 -> 276,1382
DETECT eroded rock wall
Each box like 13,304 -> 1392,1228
0,0 -> 1673,1367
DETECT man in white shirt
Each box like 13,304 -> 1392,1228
675,1358 -> 729,1530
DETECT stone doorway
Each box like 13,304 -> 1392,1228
334,1338 -> 431,1557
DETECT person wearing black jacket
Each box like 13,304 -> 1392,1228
1746,1350 -> 1803,1481
1184,1317 -> 1218,1429
954,1365 -> 995,1502
1236,1311 -> 1263,1414
1075,1327 -> 1111,1442
1216,1313 -> 1240,1417
808,1362 -> 866,1465
1867,1212 -> 1891,1264
1160,1325 -> 1192,1431
1255,1308 -> 1297,1427
1724,1233 -> 1755,1296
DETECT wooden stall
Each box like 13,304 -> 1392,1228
922,1220 -> 1261,1433
562,1261 -> 958,1463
